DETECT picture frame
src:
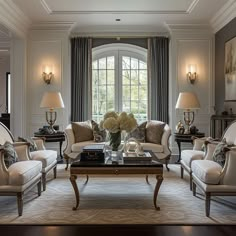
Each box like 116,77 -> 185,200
225,36 -> 236,101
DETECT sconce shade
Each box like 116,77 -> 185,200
40,92 -> 64,109
42,65 -> 54,84
187,64 -> 197,84
175,92 -> 200,110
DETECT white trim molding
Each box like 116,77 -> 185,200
0,0 -> 31,38
210,0 -> 236,33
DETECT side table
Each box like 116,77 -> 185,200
34,132 -> 65,163
174,132 -> 205,163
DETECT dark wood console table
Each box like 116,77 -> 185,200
174,132 -> 205,163
210,115 -> 236,139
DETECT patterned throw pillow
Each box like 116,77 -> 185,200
18,136 -> 38,152
145,120 -> 165,144
126,121 -> 147,142
212,139 -> 230,167
72,121 -> 94,143
3,141 -> 18,168
91,120 -> 106,142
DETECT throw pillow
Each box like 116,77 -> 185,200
91,120 -> 106,142
3,141 -> 18,168
212,138 -> 231,167
72,121 -> 93,143
18,136 -> 38,152
145,120 -> 165,144
126,121 -> 147,142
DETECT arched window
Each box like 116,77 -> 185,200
92,44 -> 148,123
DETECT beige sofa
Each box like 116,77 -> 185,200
63,120 -> 171,170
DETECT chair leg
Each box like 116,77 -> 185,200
42,173 -> 46,191
17,192 -> 23,216
37,180 -> 42,196
165,160 -> 170,172
65,159 -> 69,171
190,171 -> 193,191
180,166 -> 184,178
53,165 -> 57,179
205,193 -> 211,217
192,181 -> 196,196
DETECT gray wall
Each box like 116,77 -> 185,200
215,17 -> 236,114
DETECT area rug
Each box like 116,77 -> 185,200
0,164 -> 236,224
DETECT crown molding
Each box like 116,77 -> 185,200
210,0 -> 236,33
166,23 -> 213,35
30,21 -> 75,31
0,0 -> 31,38
40,0 -> 198,15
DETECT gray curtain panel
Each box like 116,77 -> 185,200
71,37 -> 92,121
148,37 -> 169,123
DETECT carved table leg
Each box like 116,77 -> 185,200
145,175 -> 150,184
70,174 -> 80,210
84,175 -> 89,184
153,174 -> 163,210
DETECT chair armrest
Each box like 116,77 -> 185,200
64,124 -> 75,155
31,137 -> 46,150
221,150 -> 236,185
13,142 -> 31,161
161,124 -> 171,156
0,148 -> 9,185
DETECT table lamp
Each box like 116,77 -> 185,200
40,92 -> 64,133
175,92 -> 200,134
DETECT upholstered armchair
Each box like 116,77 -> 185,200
180,121 -> 236,190
0,122 -> 57,191
191,143 -> 236,216
0,143 -> 42,216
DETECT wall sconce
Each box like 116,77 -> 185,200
42,65 -> 54,84
187,64 -> 197,84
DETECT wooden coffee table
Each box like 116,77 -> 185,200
70,152 -> 163,211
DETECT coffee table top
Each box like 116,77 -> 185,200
71,150 -> 163,168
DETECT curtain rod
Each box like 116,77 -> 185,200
70,32 -> 169,39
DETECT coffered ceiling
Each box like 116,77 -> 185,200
9,0 -> 235,33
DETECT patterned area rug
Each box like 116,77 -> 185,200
0,164 -> 236,224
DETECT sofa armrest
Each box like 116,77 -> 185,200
64,124 -> 75,155
161,124 -> 171,156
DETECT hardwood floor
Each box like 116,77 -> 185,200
0,225 -> 235,236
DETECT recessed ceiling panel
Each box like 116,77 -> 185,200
41,0 -> 197,14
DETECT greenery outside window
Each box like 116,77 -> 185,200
92,44 -> 148,123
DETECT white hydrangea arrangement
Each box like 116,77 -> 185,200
100,111 -> 137,133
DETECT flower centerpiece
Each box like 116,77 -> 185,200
100,111 -> 137,151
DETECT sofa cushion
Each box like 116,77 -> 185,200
192,160 -> 222,184
91,120 -> 106,142
126,121 -> 147,142
72,121 -> 93,143
181,150 -> 205,168
30,150 -> 57,168
3,141 -> 18,168
145,121 -> 165,144
8,160 -> 42,185
212,139 -> 230,167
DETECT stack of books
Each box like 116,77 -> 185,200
80,144 -> 105,163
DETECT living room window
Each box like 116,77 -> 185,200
92,44 -> 148,123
